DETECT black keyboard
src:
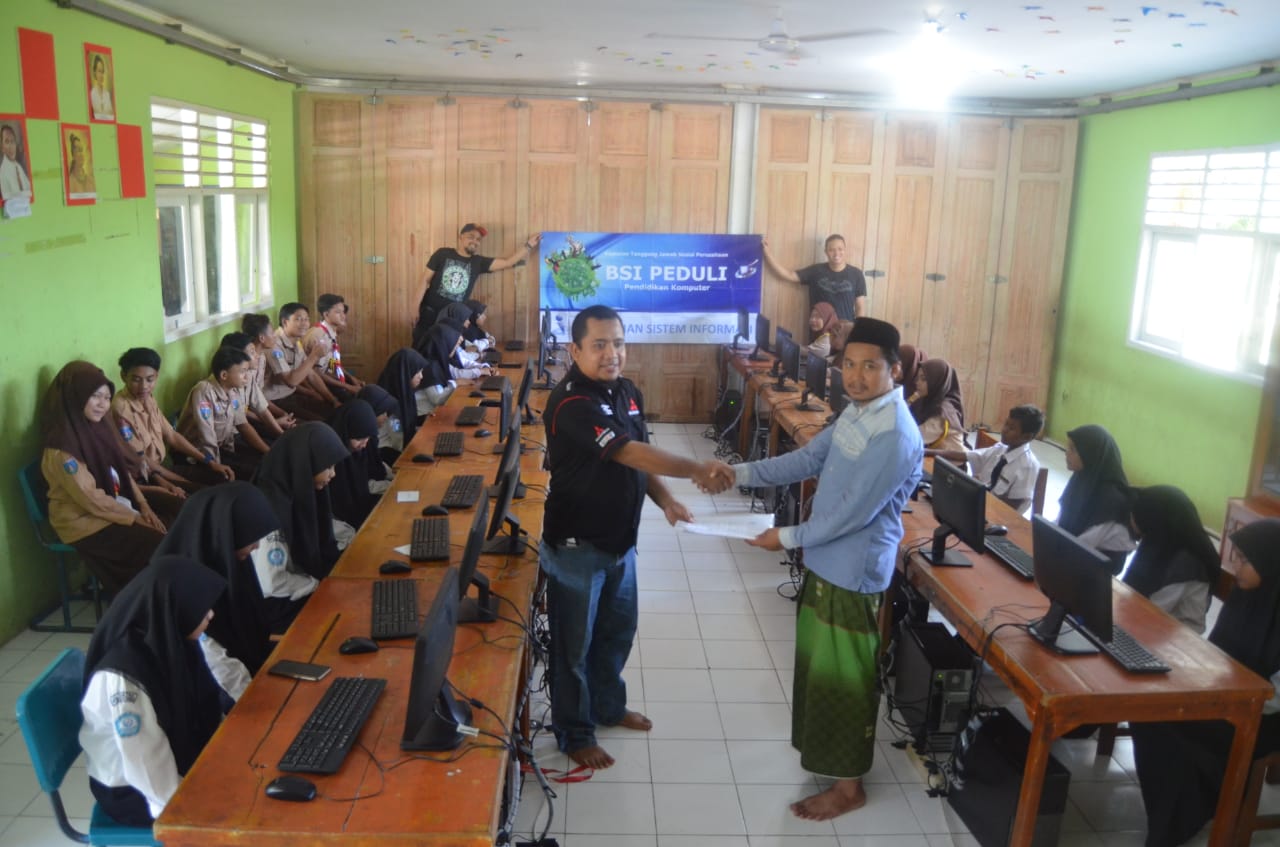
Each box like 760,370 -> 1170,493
278,677 -> 387,774
371,579 -> 419,640
433,431 -> 464,457
985,536 -> 1035,580
455,406 -> 486,426
410,517 -> 450,562
481,349 -> 503,365
441,474 -> 485,509
480,375 -> 508,392
1081,622 -> 1171,674
505,339 -> 525,351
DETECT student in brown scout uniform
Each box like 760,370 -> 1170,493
40,361 -> 166,595
259,303 -> 336,421
176,347 -> 269,482
219,331 -> 293,443
302,293 -> 365,400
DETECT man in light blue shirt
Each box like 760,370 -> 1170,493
708,317 -> 922,821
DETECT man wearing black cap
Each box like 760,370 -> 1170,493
414,224 -> 543,345
704,317 -> 923,821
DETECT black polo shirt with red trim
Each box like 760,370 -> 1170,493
543,364 -> 649,555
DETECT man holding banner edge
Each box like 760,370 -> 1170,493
762,233 -> 868,322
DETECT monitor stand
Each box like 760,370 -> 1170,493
796,390 -> 821,412
921,525 -> 973,567
458,575 -> 499,624
1029,605 -> 1100,655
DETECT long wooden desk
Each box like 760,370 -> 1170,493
899,488 -> 1270,847
157,370 -> 550,847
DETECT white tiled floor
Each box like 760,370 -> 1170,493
0,424 -> 1267,847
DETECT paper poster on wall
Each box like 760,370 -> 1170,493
0,115 -> 35,212
537,232 -> 763,345
84,43 -> 117,123
18,28 -> 59,120
60,124 -> 97,205
117,124 -> 146,198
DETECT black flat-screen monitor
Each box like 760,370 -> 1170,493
457,497 -> 497,624
770,327 -> 793,378
483,379 -> 514,452
1029,515 -> 1113,654
772,332 -> 800,393
516,357 -> 536,425
536,322 -> 557,390
733,308 -> 750,351
483,415 -> 526,555
749,314 -> 771,361
488,410 -> 526,499
798,351 -> 827,411
401,567 -> 472,750
922,458 -> 987,567
827,367 -> 849,422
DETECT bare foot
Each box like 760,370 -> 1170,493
610,710 -> 653,732
567,744 -> 614,769
790,778 -> 866,821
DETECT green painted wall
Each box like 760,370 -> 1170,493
1051,84 -> 1280,531
0,0 -> 297,642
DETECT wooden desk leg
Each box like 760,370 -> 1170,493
1211,705 -> 1262,847
739,381 -> 758,457
1009,717 -> 1056,847
768,415 -> 782,457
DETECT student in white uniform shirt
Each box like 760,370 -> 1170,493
927,404 -> 1044,515
80,556 -> 230,826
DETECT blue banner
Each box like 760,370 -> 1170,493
538,231 -> 762,344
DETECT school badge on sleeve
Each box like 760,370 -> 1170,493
114,712 -> 142,738
62,458 -> 79,475
198,401 -> 213,420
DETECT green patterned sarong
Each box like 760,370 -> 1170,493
791,572 -> 882,779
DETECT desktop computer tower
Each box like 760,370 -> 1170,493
947,708 -> 1071,847
892,621 -> 977,752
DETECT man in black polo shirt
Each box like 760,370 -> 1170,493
413,223 -> 543,345
542,304 -> 722,770
762,233 -> 868,321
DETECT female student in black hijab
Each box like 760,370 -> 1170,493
1124,485 -> 1220,633
80,555 -> 226,826
327,399 -> 382,527
434,300 -> 473,333
1058,424 -> 1135,573
1131,519 -> 1280,847
376,348 -> 431,445
154,482 -> 282,674
463,299 -> 497,351
40,361 -> 166,594
358,383 -> 404,465
254,422 -> 349,581
413,323 -> 463,414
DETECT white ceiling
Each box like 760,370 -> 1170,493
115,0 -> 1280,104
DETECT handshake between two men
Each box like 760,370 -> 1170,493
684,459 -> 786,552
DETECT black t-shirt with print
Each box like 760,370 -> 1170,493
797,263 -> 867,321
416,248 -> 495,327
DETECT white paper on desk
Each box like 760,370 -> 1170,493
396,491 -> 420,503
676,513 -> 775,540
392,544 -> 411,556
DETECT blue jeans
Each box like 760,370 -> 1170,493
539,540 -> 638,753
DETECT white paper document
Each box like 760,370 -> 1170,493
676,512 -> 775,540
396,491 -> 420,503
393,544 -> 412,556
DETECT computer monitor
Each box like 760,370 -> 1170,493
401,566 -> 473,751
771,332 -> 800,393
483,379 -> 513,453
1028,515 -> 1113,655
516,357 -> 536,425
483,416 -> 526,556
922,458 -> 987,567
826,367 -> 849,423
798,351 -> 827,412
733,308 -> 750,351
749,314 -> 772,362
488,412 -> 526,499
457,497 -> 498,624
541,307 -> 558,351
770,327 -> 793,379
536,323 -> 557,390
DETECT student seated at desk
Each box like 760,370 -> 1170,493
254,422 -> 349,582
896,344 -> 927,397
414,324 -> 468,412
1059,424 -> 1135,574
154,483 -> 283,675
80,556 -> 230,827
219,331 -> 293,443
807,302 -> 840,360
42,361 -> 166,595
376,348 -> 433,445
326,399 -> 384,527
908,358 -> 965,452
302,293 -> 366,400
927,404 -> 1044,514
176,347 -> 270,483
463,298 -> 498,353
1124,485 -> 1219,634
260,303 -> 339,421
1131,519 -> 1280,847
357,384 -> 404,465
429,303 -> 493,381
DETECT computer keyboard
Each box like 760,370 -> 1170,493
480,375 -> 508,392
278,676 -> 387,774
371,579 -> 419,640
984,536 -> 1035,580
441,474 -> 485,509
481,349 -> 503,365
504,339 -> 525,351
455,406 -> 487,426
1081,622 -> 1171,674
433,431 -> 464,457
410,517 -> 450,562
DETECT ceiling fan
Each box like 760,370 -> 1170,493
645,8 -> 893,57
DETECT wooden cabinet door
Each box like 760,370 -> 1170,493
984,119 -> 1078,426
816,110 -> 884,303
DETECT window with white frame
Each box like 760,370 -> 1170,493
1131,147 -> 1280,380
151,100 -> 272,341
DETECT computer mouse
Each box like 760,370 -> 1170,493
264,775 -> 317,802
379,560 -> 411,575
423,504 -> 449,517
412,453 -> 435,464
474,428 -> 492,438
339,636 -> 379,655
985,524 -> 1009,536
469,390 -> 485,398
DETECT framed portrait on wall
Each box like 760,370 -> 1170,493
84,43 -> 116,123
61,123 -> 97,205
0,115 -> 34,207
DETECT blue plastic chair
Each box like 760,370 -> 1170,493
15,648 -> 159,846
18,460 -> 102,633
